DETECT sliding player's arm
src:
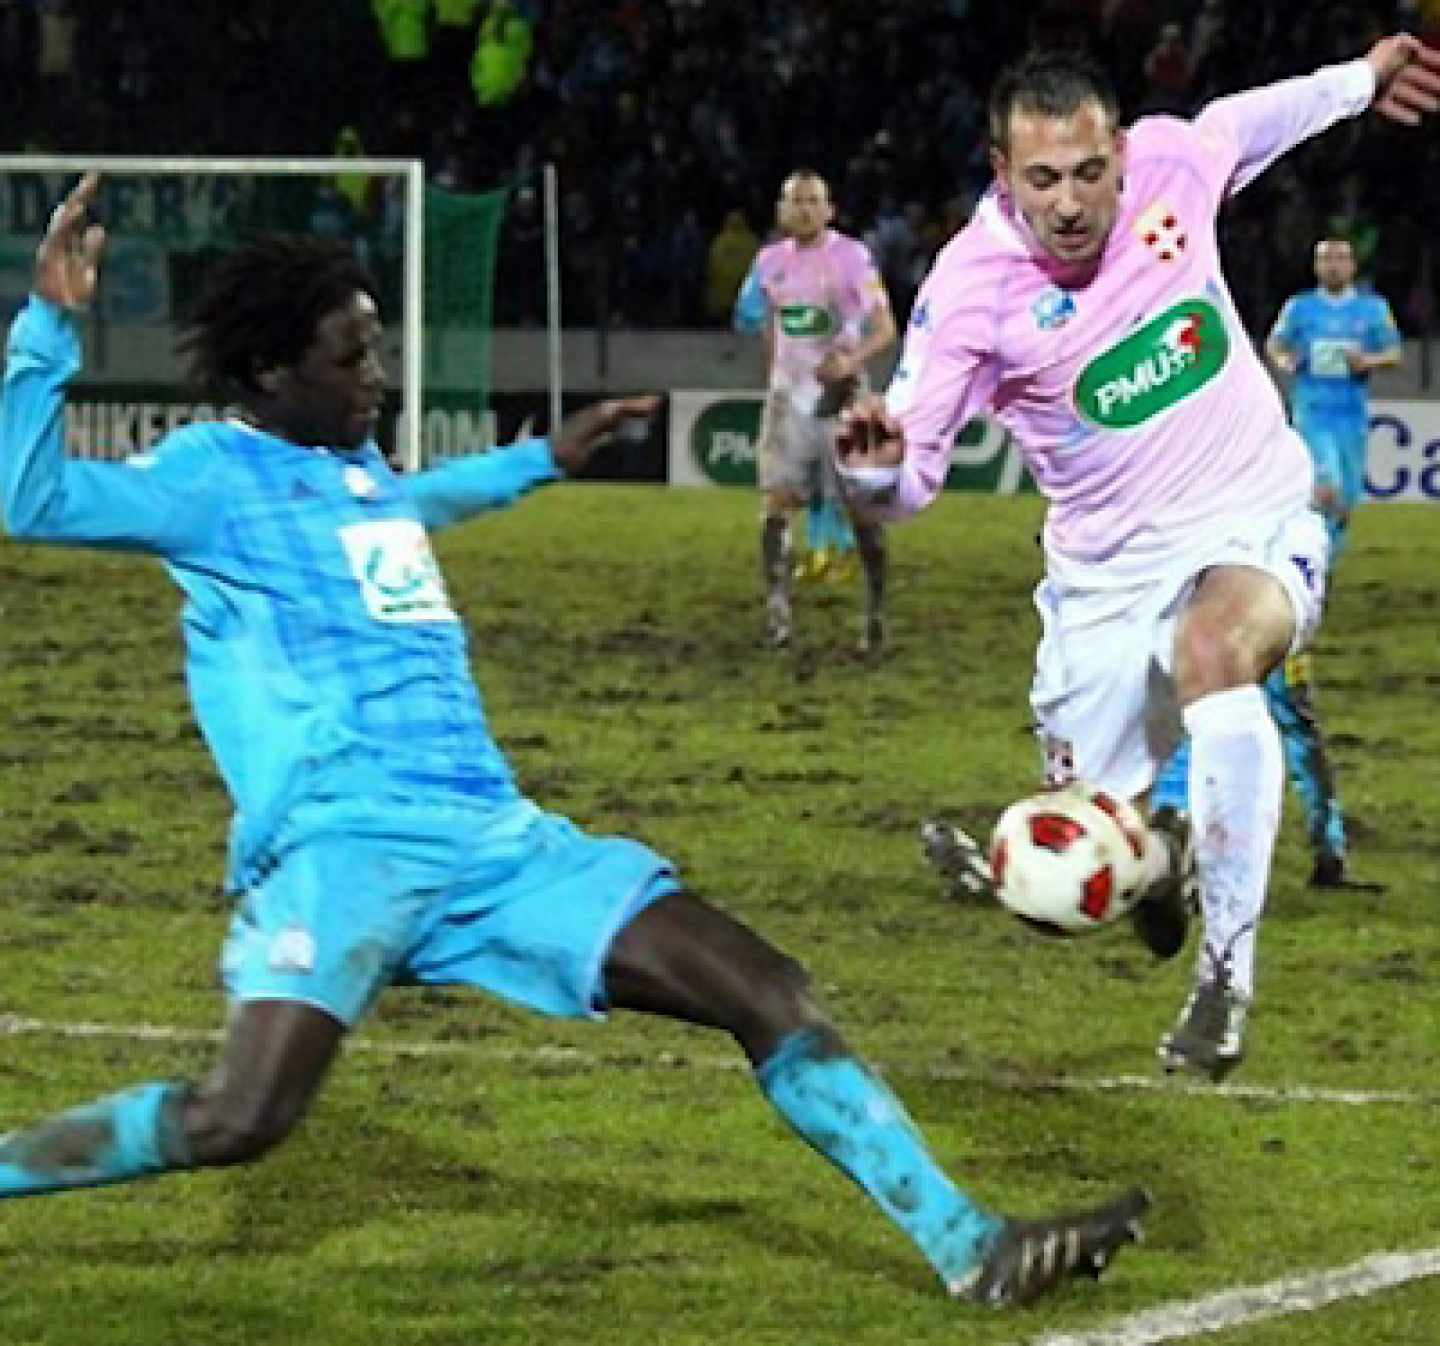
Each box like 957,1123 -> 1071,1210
408,396 -> 660,530
1,173 -> 224,555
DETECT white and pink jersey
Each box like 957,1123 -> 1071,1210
878,61 -> 1376,585
754,229 -> 887,414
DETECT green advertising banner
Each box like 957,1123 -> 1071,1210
667,390 -> 1037,493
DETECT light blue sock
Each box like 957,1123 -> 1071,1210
1153,737 -> 1191,814
0,1081 -> 192,1197
806,497 -> 856,554
756,1027 -> 1000,1287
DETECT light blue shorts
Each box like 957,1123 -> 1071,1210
1294,408 -> 1368,512
220,797 -> 678,1026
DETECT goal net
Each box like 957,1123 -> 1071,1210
0,156 -> 516,471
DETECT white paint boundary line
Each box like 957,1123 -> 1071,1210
7,1014 -> 1440,1343
1,1013 -> 1436,1107
1031,1245 -> 1440,1345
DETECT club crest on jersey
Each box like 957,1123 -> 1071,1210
344,465 -> 379,499
1134,201 -> 1187,263
1032,286 -> 1076,331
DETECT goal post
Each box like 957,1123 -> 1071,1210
0,155 -> 430,466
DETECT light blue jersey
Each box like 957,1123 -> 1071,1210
0,298 -> 560,890
1270,286 -> 1399,512
1271,285 -> 1399,421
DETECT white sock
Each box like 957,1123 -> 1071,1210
1183,685 -> 1283,1000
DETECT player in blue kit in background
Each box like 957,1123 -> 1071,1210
1153,237 -> 1399,887
1267,237 -> 1401,550
0,173 -> 1148,1307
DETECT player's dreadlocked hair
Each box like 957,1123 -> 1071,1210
988,49 -> 1120,152
179,234 -> 379,402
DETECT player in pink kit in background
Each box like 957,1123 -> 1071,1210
839,36 -> 1440,1079
743,170 -> 895,654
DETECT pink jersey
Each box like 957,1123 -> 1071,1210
881,61 -> 1376,585
754,229 -> 887,414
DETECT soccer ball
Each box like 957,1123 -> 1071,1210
989,783 -> 1155,936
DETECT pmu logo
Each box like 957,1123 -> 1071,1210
778,304 -> 836,338
693,399 -> 761,485
1073,298 -> 1230,430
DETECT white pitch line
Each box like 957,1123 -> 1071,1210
0,1012 -> 1436,1107
1031,1245 -> 1440,1346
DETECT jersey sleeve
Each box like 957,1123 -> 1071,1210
1190,60 -> 1375,199
851,240 -> 891,325
405,436 -> 562,529
1269,295 -> 1302,346
857,267 -> 998,519
1368,295 -> 1401,352
0,297 -> 227,556
732,257 -> 768,335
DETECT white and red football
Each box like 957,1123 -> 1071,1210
988,783 -> 1156,936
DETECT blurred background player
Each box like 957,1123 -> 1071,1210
734,169 -> 896,654
1152,237 -> 1399,888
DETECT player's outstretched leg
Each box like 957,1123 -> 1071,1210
1158,685 -> 1280,1080
954,1186 -> 1151,1307
920,817 -> 996,901
0,1082 -> 193,1196
797,495 -> 854,582
1128,804 -> 1195,960
604,890 -> 1150,1302
854,521 -> 887,657
1150,737 -> 1191,816
0,1000 -> 341,1197
1264,660 -> 1376,890
761,513 -> 794,647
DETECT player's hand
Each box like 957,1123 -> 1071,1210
1269,348 -> 1298,376
816,347 -> 858,386
1367,35 -> 1440,125
550,394 -> 661,475
35,171 -> 105,310
1313,480 -> 1342,516
836,391 -> 905,469
1343,348 -> 1371,374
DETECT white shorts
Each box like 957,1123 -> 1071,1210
757,389 -> 843,498
1030,508 -> 1330,801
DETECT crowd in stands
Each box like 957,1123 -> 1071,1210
1,0 -> 1437,336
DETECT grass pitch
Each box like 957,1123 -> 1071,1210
1,485 -> 1438,1345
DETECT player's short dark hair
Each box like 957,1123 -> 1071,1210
179,234 -> 378,402
988,49 -> 1120,151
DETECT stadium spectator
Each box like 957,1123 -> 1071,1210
470,0 -> 532,108
432,0 -> 485,106
1140,22 -> 1194,114
372,0 -> 432,114
0,172 -> 1150,1311
35,0 -> 77,108
333,124 -> 379,225
703,208 -> 758,327
0,0 -> 1434,337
